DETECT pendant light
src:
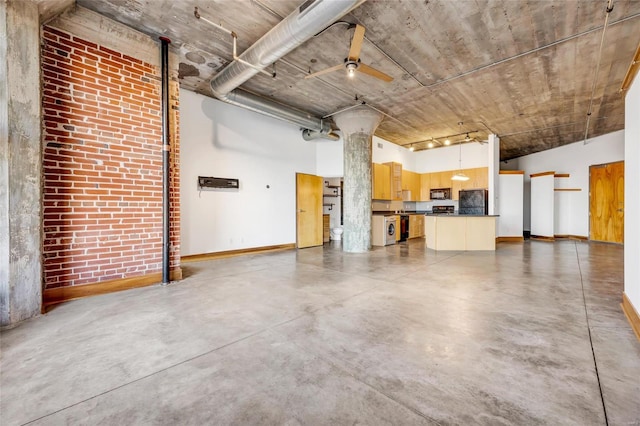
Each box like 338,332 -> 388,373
451,140 -> 469,181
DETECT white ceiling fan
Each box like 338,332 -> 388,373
305,24 -> 393,82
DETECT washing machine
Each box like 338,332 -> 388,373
384,215 -> 397,245
372,215 -> 396,246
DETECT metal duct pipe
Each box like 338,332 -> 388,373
227,89 -> 335,133
159,36 -> 171,285
209,0 -> 365,140
302,128 -> 340,141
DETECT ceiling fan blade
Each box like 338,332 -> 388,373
347,24 -> 365,61
304,64 -> 344,79
358,63 -> 393,82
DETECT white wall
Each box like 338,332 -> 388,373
316,139 -> 343,177
317,133 -> 490,176
180,90 -> 317,256
498,173 -> 524,237
413,142 -> 489,173
512,130 -> 624,234
625,75 -> 640,313
316,134 -> 415,177
372,136 -> 415,169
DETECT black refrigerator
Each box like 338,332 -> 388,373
458,189 -> 488,215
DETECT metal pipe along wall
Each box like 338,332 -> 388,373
160,36 -> 171,285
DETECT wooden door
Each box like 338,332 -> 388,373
590,161 -> 624,243
296,173 -> 323,248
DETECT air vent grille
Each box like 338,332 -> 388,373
198,176 -> 239,189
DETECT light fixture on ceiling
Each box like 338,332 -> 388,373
346,62 -> 357,77
427,142 -> 434,148
444,139 -> 451,145
451,141 -> 469,181
409,144 -> 415,152
464,133 -> 471,142
305,24 -> 393,82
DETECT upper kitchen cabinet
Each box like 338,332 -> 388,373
384,162 -> 403,200
431,170 -> 453,189
419,173 -> 431,201
401,169 -> 421,201
372,163 -> 391,200
463,167 -> 489,190
418,167 -> 488,200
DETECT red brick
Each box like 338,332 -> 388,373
42,27 -> 179,291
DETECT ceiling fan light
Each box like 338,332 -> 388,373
451,173 -> 470,181
346,62 -> 357,77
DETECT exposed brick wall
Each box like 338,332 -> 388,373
41,26 -> 180,289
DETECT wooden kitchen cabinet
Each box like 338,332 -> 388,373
418,167 -> 488,200
410,171 -> 421,201
419,173 -> 431,201
468,167 -> 488,189
409,214 -> 425,238
401,170 -> 421,201
430,171 -> 451,190
452,178 -> 462,200
401,169 -> 411,191
372,163 -> 391,200
384,162 -> 403,200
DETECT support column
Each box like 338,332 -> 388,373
487,134 -> 500,216
333,106 -> 383,253
0,0 -> 42,326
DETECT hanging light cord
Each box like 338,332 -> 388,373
584,0 -> 614,143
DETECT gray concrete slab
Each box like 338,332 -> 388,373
1,239 -> 638,425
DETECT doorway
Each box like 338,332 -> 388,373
589,161 -> 624,243
296,173 -> 323,248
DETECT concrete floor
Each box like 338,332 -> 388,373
1,240 -> 639,425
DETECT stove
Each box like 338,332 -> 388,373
432,205 -> 455,215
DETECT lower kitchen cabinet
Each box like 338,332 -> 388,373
409,214 -> 425,239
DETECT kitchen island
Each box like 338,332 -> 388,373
425,215 -> 498,251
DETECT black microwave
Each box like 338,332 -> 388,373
430,188 -> 452,200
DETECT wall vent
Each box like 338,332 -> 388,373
198,176 -> 239,189
377,142 -> 383,149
